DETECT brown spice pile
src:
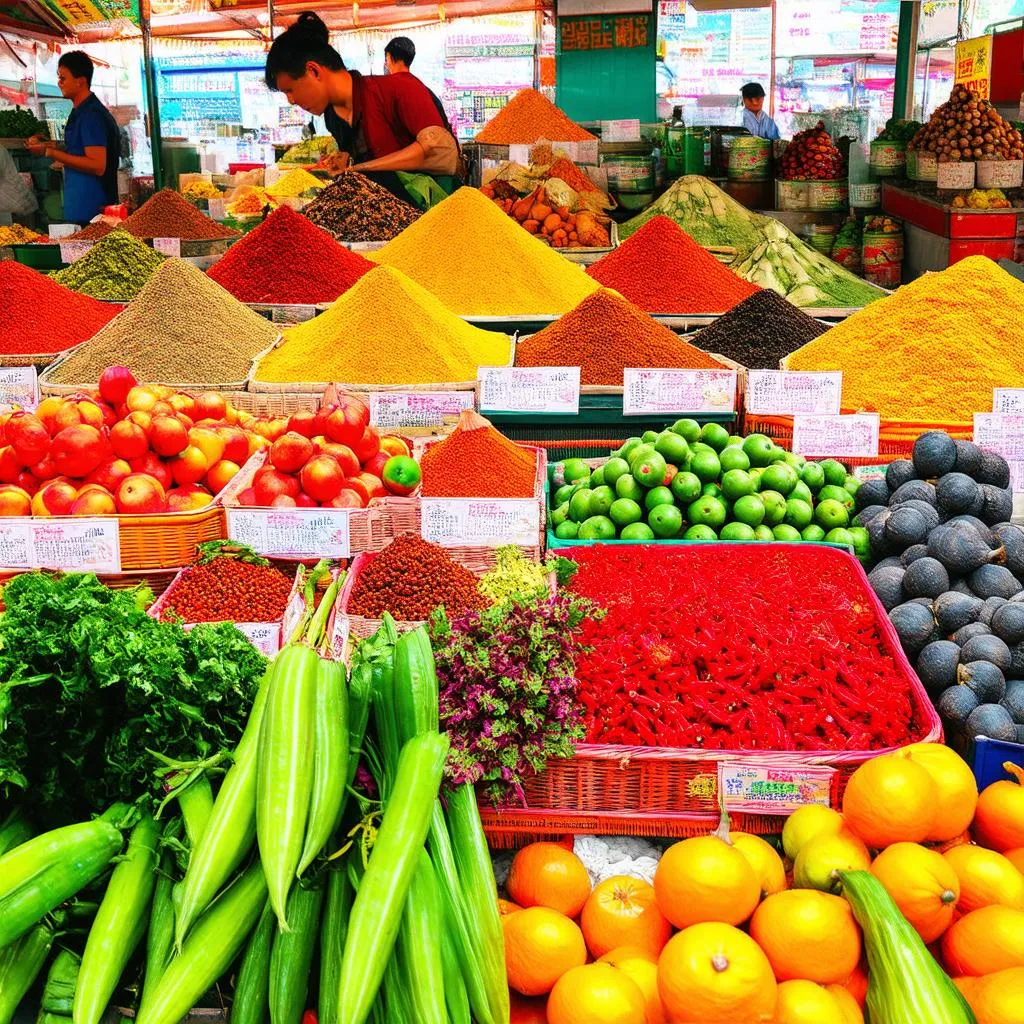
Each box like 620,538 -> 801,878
123,189 -> 238,240
68,221 -> 116,241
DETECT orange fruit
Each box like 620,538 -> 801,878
599,948 -> 665,1024
892,743 -> 978,842
1006,848 -> 1024,875
944,844 -> 1024,913
730,833 -> 787,898
653,836 -> 761,930
749,890 -> 861,984
509,991 -> 548,1023
499,898 -> 523,917
507,842 -> 592,918
825,984 -> 865,1023
773,980 -> 846,1024
974,765 -> 1024,853
941,906 -> 1024,976
503,905 -> 587,996
952,975 -> 982,1011
971,966 -> 1024,1024
581,876 -> 672,959
870,842 -> 960,943
546,963 -> 646,1024
842,754 -> 937,849
657,922 -> 777,1024
839,962 -> 868,1008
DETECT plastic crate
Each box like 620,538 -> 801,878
11,243 -> 64,271
970,735 -> 1024,790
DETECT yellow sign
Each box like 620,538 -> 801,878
955,34 -> 993,99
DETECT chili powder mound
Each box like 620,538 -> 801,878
547,158 -> 599,194
207,206 -> 372,304
476,89 -> 597,145
347,535 -> 487,621
67,220 -> 116,241
587,215 -> 760,315
420,410 -> 536,498
515,289 -> 727,385
160,556 -> 293,623
1,262 -> 121,355
123,188 -> 238,240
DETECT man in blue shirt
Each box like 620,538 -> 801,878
27,51 -> 119,225
741,82 -> 780,142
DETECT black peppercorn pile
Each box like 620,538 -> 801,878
691,289 -> 829,369
304,171 -> 421,242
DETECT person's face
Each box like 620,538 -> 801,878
57,66 -> 87,100
384,53 -> 398,74
743,94 -> 764,115
275,64 -> 331,115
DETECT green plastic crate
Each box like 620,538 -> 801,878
11,243 -> 63,271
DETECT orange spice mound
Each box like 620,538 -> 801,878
420,410 -> 537,498
515,289 -> 728,385
476,89 -> 597,145
548,157 -> 598,193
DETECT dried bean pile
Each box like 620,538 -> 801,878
303,171 -> 421,241
122,188 -> 238,240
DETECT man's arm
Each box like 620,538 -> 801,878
45,144 -> 107,176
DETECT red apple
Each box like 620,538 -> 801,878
271,494 -> 297,508
254,467 -> 300,505
318,442 -> 359,477
31,479 -> 78,516
15,472 -> 40,496
116,473 -> 167,514
0,446 -> 20,483
326,490 -> 364,509
129,452 -> 173,492
299,454 -> 345,502
171,445 -> 209,486
294,492 -> 318,507
270,431 -> 315,474
75,400 -> 106,431
51,424 -> 108,478
166,484 -> 213,512
169,392 -> 197,418
236,486 -> 258,507
355,472 -> 387,500
150,416 -> 189,458
0,484 -> 31,516
323,396 -> 369,447
98,365 -> 137,405
126,410 -> 153,435
206,460 -> 241,494
126,385 -> 158,413
379,435 -> 411,458
53,402 -> 83,431
110,421 -> 149,460
338,477 -> 370,505
86,458 -> 132,493
287,410 -> 317,438
7,412 -> 51,465
194,392 -> 228,421
217,427 -> 249,465
361,451 -> 389,479
34,397 -> 63,435
353,426 -> 380,465
71,485 -> 117,516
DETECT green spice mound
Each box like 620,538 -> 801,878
51,228 -> 166,301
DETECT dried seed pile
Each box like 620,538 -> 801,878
122,189 -> 238,240
304,171 -> 421,241
67,221 -> 116,241
51,229 -> 166,301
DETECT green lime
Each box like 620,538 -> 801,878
726,434 -> 745,448
760,462 -> 799,496
844,475 -> 860,496
687,495 -> 727,530
626,443 -> 656,467
588,485 -> 615,517
633,452 -> 668,488
742,433 -> 775,467
563,458 -> 590,483
784,452 -> 806,468
578,515 -> 617,540
670,471 -> 702,504
721,469 -> 755,501
791,480 -> 814,505
748,467 -> 765,490
550,503 -> 569,528
772,524 -> 802,542
818,484 -> 855,512
815,498 -> 849,530
645,486 -> 675,511
721,521 -> 756,541
648,503 -> 683,538
670,418 -> 702,443
655,432 -> 692,467
554,521 -> 579,539
821,459 -> 848,488
825,527 -> 854,547
702,483 -> 723,499
684,524 -> 717,540
615,438 -> 643,462
615,474 -> 644,502
553,483 -> 575,507
690,449 -> 722,484
754,525 -> 775,541
801,524 -> 826,542
848,525 -> 871,559
700,423 -> 731,452
783,498 -> 814,530
733,494 -> 766,528
609,498 -> 643,528
767,447 -> 788,463
602,457 -> 630,487
642,430 -> 660,444
621,522 -> 655,541
568,488 -> 593,523
800,462 -> 826,492
719,446 -> 751,473
590,467 -> 605,488
759,490 -> 787,527
690,442 -> 714,455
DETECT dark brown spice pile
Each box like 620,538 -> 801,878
691,289 -> 829,369
67,221 -> 116,241
122,189 -> 238,240
304,171 -> 421,241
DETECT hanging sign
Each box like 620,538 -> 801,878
745,371 -> 843,416
623,369 -> 736,416
955,34 -> 993,99
558,12 -> 653,52
38,0 -> 140,25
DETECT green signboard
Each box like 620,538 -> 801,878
38,0 -> 140,26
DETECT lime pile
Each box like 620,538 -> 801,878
549,420 -> 869,556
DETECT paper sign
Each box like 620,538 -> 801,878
208,197 -> 227,221
330,613 -> 350,662
369,391 -> 475,430
973,413 -> 1024,461
623,368 -> 737,416
0,518 -> 121,573
719,761 -> 836,815
955,34 -> 993,99
58,240 -> 94,264
48,223 -> 77,240
792,413 -> 880,458
509,144 -> 531,164
270,305 -> 316,325
566,140 -> 600,165
601,119 -> 641,142
226,508 -> 351,558
420,498 -> 540,547
993,389 -> 1024,415
746,371 -> 843,416
153,237 -> 181,257
0,366 -> 39,411
853,464 -> 889,483
235,622 -> 281,656
479,366 -> 580,415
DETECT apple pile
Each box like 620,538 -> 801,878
231,394 -> 421,510
0,366 -> 292,518
780,120 -> 845,181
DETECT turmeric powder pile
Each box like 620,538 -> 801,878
785,256 -> 1024,421
369,187 -> 600,315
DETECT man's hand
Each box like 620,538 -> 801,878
322,151 -> 351,177
25,135 -> 47,156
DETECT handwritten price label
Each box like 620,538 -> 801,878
369,391 -> 475,430
718,761 -> 836,815
623,369 -> 737,416
0,366 -> 39,411
48,223 -> 77,240
58,240 -> 94,264
745,371 -> 842,416
993,389 -> 1024,415
226,508 -> 351,558
791,413 -> 880,458
973,413 -> 1024,492
478,366 -> 580,415
420,498 -> 540,547
235,622 -> 281,656
0,518 -> 120,573
153,237 -> 181,257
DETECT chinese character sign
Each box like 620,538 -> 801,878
39,0 -> 139,24
560,14 -> 652,52
955,35 -> 993,99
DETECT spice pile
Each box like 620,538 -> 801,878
121,188 -> 238,240
568,543 -> 929,750
548,157 -> 599,194
346,535 -> 487,620
0,224 -> 45,245
1,263 -> 121,355
303,171 -> 421,241
421,410 -> 536,498
587,216 -> 759,314
516,289 -> 727,385
475,88 -> 597,145
66,220 -> 116,241
207,206 -> 371,304
253,266 -> 510,385
46,259 -> 277,386
51,229 -> 166,301
478,545 -> 554,604
692,290 -> 828,369
370,187 -> 599,315
785,256 -> 1024,420
266,168 -> 324,199
181,180 -> 222,201
227,186 -> 277,216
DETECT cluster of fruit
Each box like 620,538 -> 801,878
908,85 -> 1024,163
780,121 -> 845,181
952,189 -> 1012,210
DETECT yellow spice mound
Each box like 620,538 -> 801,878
369,186 -> 600,316
254,265 -> 511,385
267,168 -> 324,198
785,256 -> 1024,421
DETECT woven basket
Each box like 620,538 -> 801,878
0,350 -> 70,369
218,390 -> 323,417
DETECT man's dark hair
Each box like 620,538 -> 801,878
265,12 -> 345,90
385,37 -> 416,68
741,82 -> 766,100
58,51 -> 94,86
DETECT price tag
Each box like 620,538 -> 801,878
226,508 -> 351,558
330,613 -> 350,661
745,371 -> 842,416
853,464 -> 889,483
623,368 -> 737,416
58,240 -> 94,264
479,366 -> 580,415
153,237 -> 181,257
994,389 -> 1024,415
718,761 -> 836,816
0,366 -> 39,411
792,413 -> 880,458
0,518 -> 120,573
271,305 -> 317,325
973,413 -> 1024,492
508,144 -> 531,165
420,498 -> 540,547
208,197 -> 227,221
600,119 -> 641,143
369,391 -> 475,430
566,140 -> 600,165
235,622 -> 281,656
48,223 -> 77,240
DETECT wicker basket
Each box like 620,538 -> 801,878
218,390 -> 324,417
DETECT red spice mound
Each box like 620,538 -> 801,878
207,206 -> 372,304
1,263 -> 122,354
587,215 -> 760,314
548,157 -> 598,194
515,289 -> 727,385
476,89 -> 597,145
68,221 -> 116,241
347,535 -> 487,620
160,556 -> 293,623
569,544 -> 930,752
420,410 -> 536,498
123,188 -> 238,240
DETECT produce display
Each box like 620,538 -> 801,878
550,420 -> 865,546
180,180 -> 222,201
831,215 -> 863,274
0,224 -> 45,245
780,120 -> 845,181
474,87 -> 597,145
909,86 -> 1024,162
953,188 -> 1013,209
266,168 -> 325,199
66,220 -> 116,241
303,170 -> 421,242
0,107 -> 47,137
479,180 -> 611,249
121,188 -> 238,241
50,229 -> 166,302
875,117 -> 921,143
226,185 -> 278,216
278,135 -> 337,164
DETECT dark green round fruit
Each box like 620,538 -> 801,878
791,480 -> 814,505
783,498 -> 814,530
760,462 -> 798,496
553,483 -> 575,506
562,458 -> 590,483
754,525 -> 775,541
648,503 -> 683,538
825,527 -> 854,547
815,498 -> 849,530
590,467 -> 605,488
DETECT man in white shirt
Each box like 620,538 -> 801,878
741,82 -> 780,141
